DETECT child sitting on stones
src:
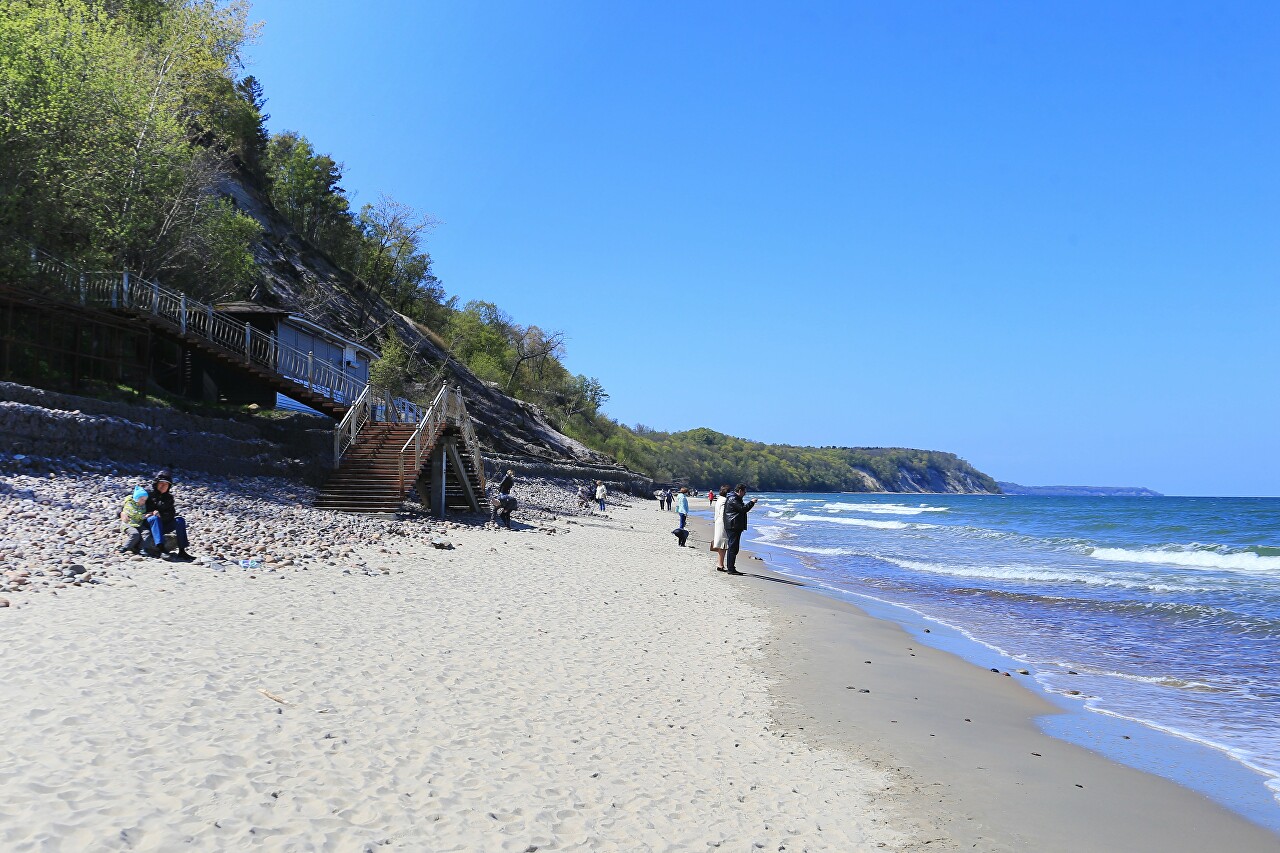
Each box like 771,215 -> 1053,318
118,486 -> 150,555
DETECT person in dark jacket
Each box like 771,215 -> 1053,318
145,471 -> 194,561
721,484 -> 757,575
499,470 -> 515,495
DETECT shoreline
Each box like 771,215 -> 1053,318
673,503 -> 1280,851
4,478 -> 1276,850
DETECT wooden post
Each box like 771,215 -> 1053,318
179,295 -> 187,334
307,351 -> 314,388
429,441 -> 446,518
151,281 -> 159,315
244,322 -> 251,363
439,441 -> 448,519
445,439 -> 479,512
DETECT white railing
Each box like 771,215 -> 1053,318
397,385 -> 448,493
333,384 -> 374,466
26,250 -> 366,407
395,385 -> 487,497
20,247 -> 461,475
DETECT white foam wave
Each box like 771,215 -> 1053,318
1090,547 -> 1280,574
821,502 -> 949,515
883,558 -> 1199,592
792,513 -> 913,530
751,525 -> 788,543
765,543 -> 857,556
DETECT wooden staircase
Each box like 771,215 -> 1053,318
315,386 -> 487,516
314,423 -> 419,513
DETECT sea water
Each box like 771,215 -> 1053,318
743,493 -> 1280,816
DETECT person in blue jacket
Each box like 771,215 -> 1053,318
675,487 -> 690,530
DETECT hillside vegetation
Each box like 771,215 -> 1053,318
1,0 -> 998,492
563,423 -> 999,493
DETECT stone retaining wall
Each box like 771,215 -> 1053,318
0,382 -> 334,481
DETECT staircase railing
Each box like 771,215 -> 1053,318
23,249 -> 365,407
397,385 -> 449,494
394,385 -> 487,498
454,387 -> 487,492
333,384 -> 373,466
16,247 -> 453,475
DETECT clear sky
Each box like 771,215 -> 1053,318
244,1 -> 1279,496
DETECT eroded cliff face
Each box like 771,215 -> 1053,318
891,467 -> 1000,494
218,173 -> 624,472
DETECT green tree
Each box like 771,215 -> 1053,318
367,325 -> 414,398
0,0 -> 260,297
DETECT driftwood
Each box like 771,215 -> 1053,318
258,688 -> 289,705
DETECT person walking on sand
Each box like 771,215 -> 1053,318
710,485 -> 731,570
675,487 -> 690,530
595,480 -> 607,512
721,483 -> 758,575
707,488 -> 716,507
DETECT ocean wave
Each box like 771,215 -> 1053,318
1090,546 -> 1280,574
1048,666 -> 1233,694
883,557 -> 1200,592
791,513 -> 915,530
751,525 -> 789,543
764,542 -> 857,556
821,502 -> 950,515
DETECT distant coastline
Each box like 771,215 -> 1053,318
998,482 -> 1163,497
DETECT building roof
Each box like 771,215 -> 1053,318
214,301 -> 292,316
213,302 -> 378,360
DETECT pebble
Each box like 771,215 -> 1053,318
0,459 -> 636,599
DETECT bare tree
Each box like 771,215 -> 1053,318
505,325 -> 565,393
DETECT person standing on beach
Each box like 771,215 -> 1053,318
707,488 -> 715,507
709,485 -> 730,570
675,487 -> 690,530
499,469 -> 515,496
595,480 -> 607,512
721,484 -> 757,575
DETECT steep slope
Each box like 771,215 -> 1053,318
217,172 -> 621,470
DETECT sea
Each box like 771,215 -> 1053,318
737,493 -> 1280,828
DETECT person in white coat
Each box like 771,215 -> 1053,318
595,481 -> 607,512
710,485 -> 731,570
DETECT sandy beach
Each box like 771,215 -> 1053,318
4,496 -> 1279,851
1,500 -> 901,852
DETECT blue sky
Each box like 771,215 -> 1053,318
245,1 -> 1279,495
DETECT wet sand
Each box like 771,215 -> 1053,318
675,507 -> 1280,852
